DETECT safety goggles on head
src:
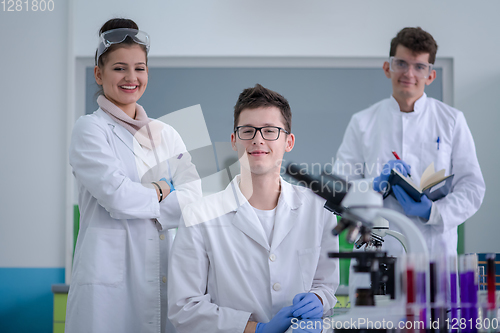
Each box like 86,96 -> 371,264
96,28 -> 150,64
389,56 -> 433,79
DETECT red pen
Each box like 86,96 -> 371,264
392,151 -> 412,178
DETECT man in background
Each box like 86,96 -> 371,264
334,27 -> 485,257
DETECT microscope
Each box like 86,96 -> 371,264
349,216 -> 408,304
286,164 -> 431,332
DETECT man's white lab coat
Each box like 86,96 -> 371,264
334,93 -> 485,256
168,176 -> 339,333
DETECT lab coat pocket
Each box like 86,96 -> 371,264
298,246 -> 321,291
419,142 -> 452,173
78,228 -> 126,286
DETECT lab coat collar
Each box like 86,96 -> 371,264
227,176 -> 268,250
278,177 -> 303,210
388,95 -> 400,113
389,93 -> 428,114
228,175 -> 303,251
225,175 -> 303,212
96,109 -> 153,167
232,205 -> 271,251
413,92 -> 427,114
271,181 -> 301,251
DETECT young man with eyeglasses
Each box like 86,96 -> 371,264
168,84 -> 339,333
334,27 -> 485,259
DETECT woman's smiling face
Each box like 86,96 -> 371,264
94,44 -> 148,115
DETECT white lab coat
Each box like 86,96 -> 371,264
334,93 -> 485,256
168,175 -> 339,333
66,108 -> 202,333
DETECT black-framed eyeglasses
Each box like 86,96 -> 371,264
235,126 -> 289,141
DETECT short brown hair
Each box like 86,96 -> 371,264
390,27 -> 438,64
233,84 -> 292,133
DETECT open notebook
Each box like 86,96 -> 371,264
388,162 -> 454,202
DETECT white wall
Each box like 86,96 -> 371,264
1,0 -> 499,271
0,1 -> 68,267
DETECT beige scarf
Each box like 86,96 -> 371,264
97,95 -> 162,150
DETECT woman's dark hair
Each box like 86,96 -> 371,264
94,18 -> 148,97
95,18 -> 148,67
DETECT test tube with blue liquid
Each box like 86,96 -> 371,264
470,254 -> 479,333
459,254 -> 479,333
459,255 -> 470,332
449,255 -> 458,333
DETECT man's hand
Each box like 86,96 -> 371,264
393,185 -> 432,220
255,306 -> 294,333
373,159 -> 411,193
291,293 -> 323,319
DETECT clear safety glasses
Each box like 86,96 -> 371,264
96,28 -> 150,64
389,56 -> 433,79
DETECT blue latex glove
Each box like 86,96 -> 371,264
373,159 -> 411,193
290,318 -> 323,333
393,185 -> 432,220
160,177 -> 175,192
256,305 -> 294,333
291,293 -> 323,319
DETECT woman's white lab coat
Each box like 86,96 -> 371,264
168,176 -> 339,333
66,109 -> 201,333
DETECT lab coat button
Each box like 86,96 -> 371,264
269,254 -> 276,262
273,283 -> 281,291
159,234 -> 165,240
162,276 -> 167,283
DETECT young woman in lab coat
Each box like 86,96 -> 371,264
65,18 -> 201,333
